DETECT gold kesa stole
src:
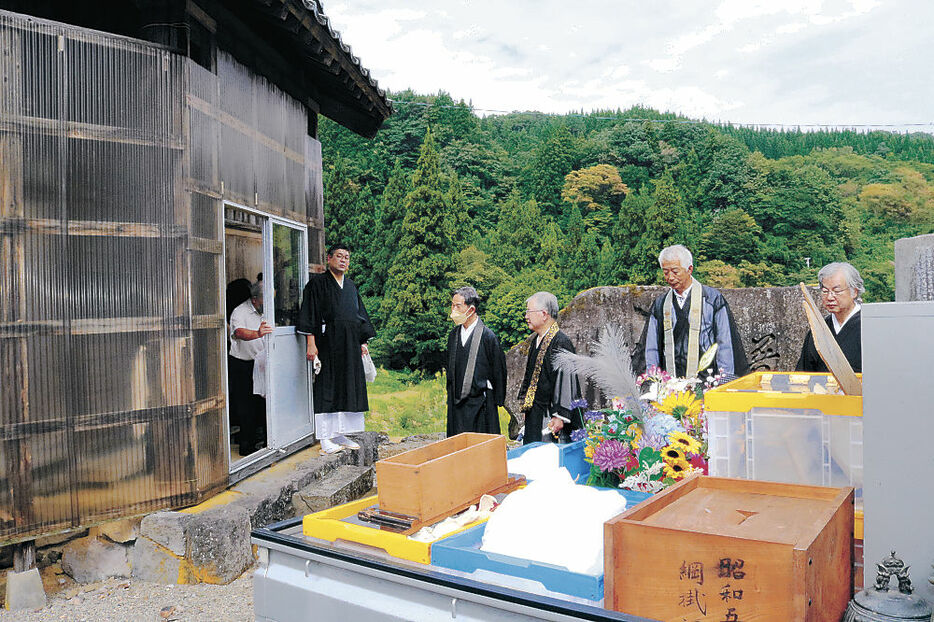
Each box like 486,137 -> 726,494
520,322 -> 560,412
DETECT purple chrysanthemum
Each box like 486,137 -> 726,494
593,439 -> 632,472
570,428 -> 588,442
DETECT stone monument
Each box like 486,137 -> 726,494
895,233 -> 934,302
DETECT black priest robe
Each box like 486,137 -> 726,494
796,310 -> 862,373
297,271 -> 376,413
445,321 -> 507,437
517,330 -> 582,445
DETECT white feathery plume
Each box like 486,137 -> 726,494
553,324 -> 642,414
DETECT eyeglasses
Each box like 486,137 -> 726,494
820,287 -> 850,298
524,309 -> 546,316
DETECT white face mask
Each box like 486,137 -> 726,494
450,308 -> 473,325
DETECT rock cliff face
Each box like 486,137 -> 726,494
504,285 -> 817,422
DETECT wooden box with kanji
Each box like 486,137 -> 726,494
604,475 -> 853,622
375,432 -> 508,525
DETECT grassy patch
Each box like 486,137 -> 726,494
365,368 -> 512,439
366,369 -> 447,437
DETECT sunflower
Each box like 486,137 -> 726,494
667,431 -> 702,454
663,458 -> 692,480
661,444 -> 686,464
657,391 -> 702,422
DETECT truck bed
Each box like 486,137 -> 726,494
252,517 -> 659,622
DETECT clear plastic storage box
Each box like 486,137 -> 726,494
704,372 -> 863,517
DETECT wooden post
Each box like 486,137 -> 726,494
0,27 -> 37,540
12,540 -> 36,572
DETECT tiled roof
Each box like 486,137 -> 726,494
300,0 -> 391,109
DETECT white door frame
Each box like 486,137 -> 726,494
222,201 -> 312,476
263,215 -> 313,450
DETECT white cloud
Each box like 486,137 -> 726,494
646,57 -> 681,73
320,0 -> 934,130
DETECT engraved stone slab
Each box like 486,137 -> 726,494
895,233 -> 934,302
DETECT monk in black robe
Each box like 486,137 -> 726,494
796,262 -> 863,373
446,287 -> 507,436
297,244 -> 375,453
633,245 -> 748,378
517,292 -> 582,445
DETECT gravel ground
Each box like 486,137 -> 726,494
0,565 -> 256,622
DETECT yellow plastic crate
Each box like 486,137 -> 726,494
301,495 -> 488,564
704,371 -> 862,417
705,372 -> 863,537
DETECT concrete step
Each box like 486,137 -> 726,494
291,465 -> 374,515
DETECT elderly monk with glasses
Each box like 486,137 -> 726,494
796,262 -> 864,373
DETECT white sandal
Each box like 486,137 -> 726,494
319,438 -> 344,454
332,434 -> 360,450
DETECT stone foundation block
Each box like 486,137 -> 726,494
292,465 -> 374,514
61,534 -> 131,583
130,536 -> 182,584
185,507 -> 253,584
132,506 -> 252,585
345,431 -> 386,467
94,517 -> 141,544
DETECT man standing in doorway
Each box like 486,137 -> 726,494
635,245 -> 748,379
229,281 -> 273,456
517,292 -> 582,444
298,244 -> 376,454
445,286 -> 507,436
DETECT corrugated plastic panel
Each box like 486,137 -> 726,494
216,51 -> 310,216
305,136 -> 324,265
0,11 -> 227,542
189,61 -> 219,189
218,52 -> 255,203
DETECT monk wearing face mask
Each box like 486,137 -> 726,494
445,286 -> 507,436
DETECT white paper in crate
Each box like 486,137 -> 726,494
480,469 -> 627,576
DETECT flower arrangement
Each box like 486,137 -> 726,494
574,366 -> 725,494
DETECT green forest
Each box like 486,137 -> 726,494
318,91 -> 934,373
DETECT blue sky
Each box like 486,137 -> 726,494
323,0 -> 933,132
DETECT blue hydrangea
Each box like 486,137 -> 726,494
644,413 -> 682,439
570,428 -> 587,442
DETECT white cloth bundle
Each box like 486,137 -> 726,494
480,469 -> 627,576
506,443 -> 566,482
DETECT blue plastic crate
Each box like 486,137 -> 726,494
507,440 -> 589,483
430,487 -> 651,601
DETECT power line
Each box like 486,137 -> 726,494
387,99 -> 934,130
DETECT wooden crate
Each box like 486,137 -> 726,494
375,433 -> 507,525
605,475 -> 853,622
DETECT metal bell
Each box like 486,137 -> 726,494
843,552 -> 933,622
